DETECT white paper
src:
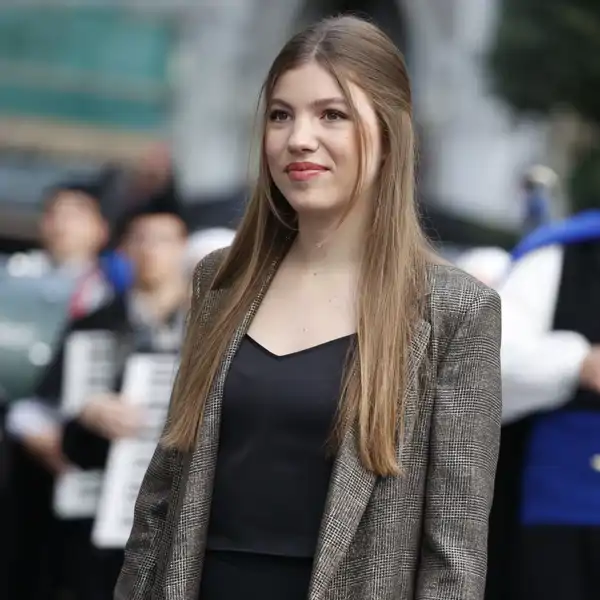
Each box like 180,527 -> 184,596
92,353 -> 178,549
53,331 -> 117,519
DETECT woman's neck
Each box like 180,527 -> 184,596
291,207 -> 367,272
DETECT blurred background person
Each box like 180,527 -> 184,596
5,178 -> 116,474
6,193 -> 192,600
488,201 -> 600,600
51,194 -> 191,600
1,175 -> 116,600
11,178 -> 114,312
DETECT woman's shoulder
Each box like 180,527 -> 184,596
427,261 -> 498,304
191,247 -> 230,299
425,261 -> 501,332
193,247 -> 229,280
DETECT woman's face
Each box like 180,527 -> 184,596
265,61 -> 382,220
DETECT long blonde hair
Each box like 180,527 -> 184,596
163,16 -> 431,477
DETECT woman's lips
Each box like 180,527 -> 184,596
285,162 -> 328,182
287,169 -> 326,181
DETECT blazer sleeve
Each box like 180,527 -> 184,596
114,249 -> 225,600
114,439 -> 181,599
416,288 -> 502,600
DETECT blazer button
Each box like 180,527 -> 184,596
590,454 -> 600,472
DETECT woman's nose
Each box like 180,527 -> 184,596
287,117 -> 318,154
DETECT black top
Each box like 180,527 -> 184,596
206,334 -> 354,558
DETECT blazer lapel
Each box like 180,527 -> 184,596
309,318 -> 431,600
308,422 -> 377,600
163,257 -> 282,599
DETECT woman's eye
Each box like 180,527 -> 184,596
268,109 -> 290,122
323,109 -> 348,122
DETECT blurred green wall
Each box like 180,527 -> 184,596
0,7 -> 174,132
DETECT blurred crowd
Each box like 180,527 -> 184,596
0,148 -> 235,600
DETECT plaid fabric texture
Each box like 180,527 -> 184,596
115,250 -> 502,600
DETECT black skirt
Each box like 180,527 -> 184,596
198,551 -> 313,600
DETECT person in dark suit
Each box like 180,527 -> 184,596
2,177 -> 114,600
116,16 -> 501,600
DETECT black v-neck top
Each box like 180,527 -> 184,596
206,333 -> 354,558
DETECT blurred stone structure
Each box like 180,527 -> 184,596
168,0 -> 548,229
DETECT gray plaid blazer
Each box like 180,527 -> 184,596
115,249 -> 501,600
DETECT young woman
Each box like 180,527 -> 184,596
115,16 -> 501,600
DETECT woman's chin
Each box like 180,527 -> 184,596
286,193 -> 344,217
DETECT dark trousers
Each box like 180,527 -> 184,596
486,420 -> 530,600
519,526 -> 600,600
57,520 -> 124,600
2,441 -> 56,600
2,444 -> 122,600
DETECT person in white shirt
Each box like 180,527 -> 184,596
487,208 -> 600,600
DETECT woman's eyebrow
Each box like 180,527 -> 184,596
269,97 -> 347,110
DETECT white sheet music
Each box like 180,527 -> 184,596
92,353 -> 178,549
53,331 -> 117,519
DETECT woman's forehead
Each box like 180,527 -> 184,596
269,62 -> 374,117
270,62 -> 343,103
